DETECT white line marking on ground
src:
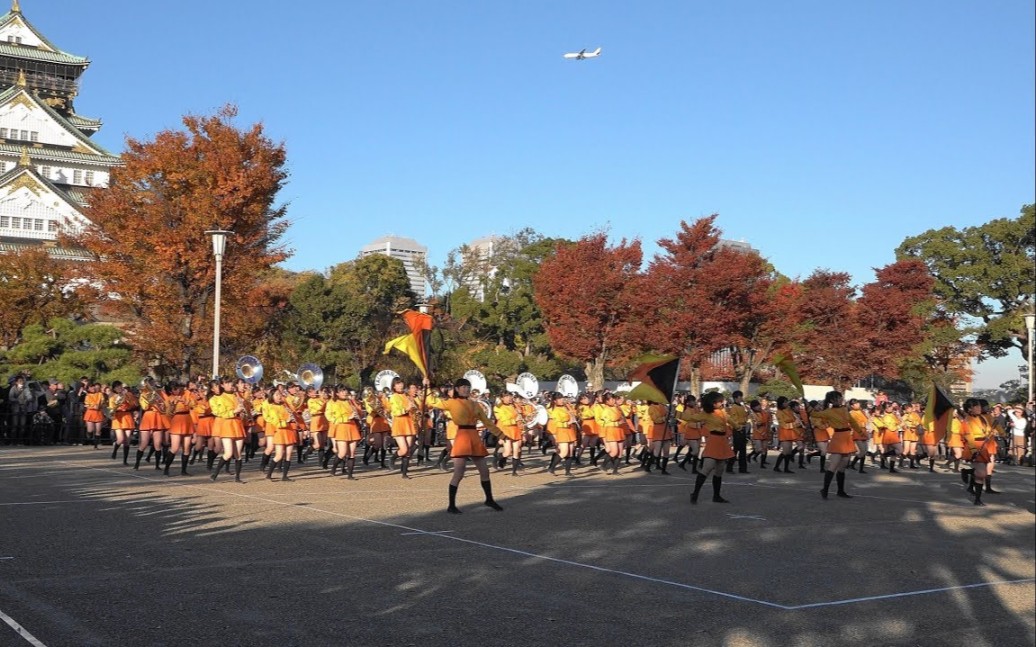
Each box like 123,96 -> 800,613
782,578 -> 1036,610
726,514 -> 766,521
59,462 -> 1036,611
400,530 -> 455,536
0,608 -> 48,646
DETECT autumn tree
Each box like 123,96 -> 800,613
896,204 -> 1035,362
66,105 -> 289,379
643,216 -> 783,394
533,233 -> 644,390
0,248 -> 89,349
794,270 -> 864,389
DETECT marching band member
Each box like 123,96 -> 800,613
900,402 -> 923,469
134,380 -> 164,470
326,386 -> 363,479
811,391 -> 866,499
575,392 -> 600,466
83,382 -> 106,449
493,391 -> 524,476
362,387 -> 392,469
306,385 -> 329,466
726,391 -> 751,473
388,377 -> 418,478
677,395 -> 704,473
191,383 -> 215,467
424,377 -> 504,514
546,392 -> 578,476
163,383 -> 194,476
283,383 -> 307,464
772,397 -> 800,474
807,401 -> 831,473
959,398 -> 998,504
617,395 -> 636,465
879,402 -> 903,473
643,400 -> 672,474
209,376 -> 247,483
262,389 -> 297,481
847,399 -> 871,473
748,400 -> 771,468
598,392 -> 628,475
108,382 -> 137,466
685,392 -> 734,504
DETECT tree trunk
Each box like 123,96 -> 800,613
585,355 -> 606,393
690,365 -> 702,397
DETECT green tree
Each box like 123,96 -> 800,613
284,255 -> 414,385
1,318 -> 141,385
896,204 -> 1035,363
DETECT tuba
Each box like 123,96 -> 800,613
516,372 -> 539,399
235,356 -> 264,385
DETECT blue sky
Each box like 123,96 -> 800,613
31,0 -> 1035,387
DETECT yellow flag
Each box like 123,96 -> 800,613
772,353 -> 804,397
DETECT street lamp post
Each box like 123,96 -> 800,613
1025,313 -> 1035,405
206,230 -> 233,379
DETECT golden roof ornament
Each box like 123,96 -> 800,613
12,0 -> 20,15
16,69 -> 26,86
18,146 -> 30,167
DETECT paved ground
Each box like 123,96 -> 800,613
0,446 -> 1033,647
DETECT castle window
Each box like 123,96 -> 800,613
22,218 -> 32,230
48,220 -> 58,233
34,219 -> 43,231
0,216 -> 8,228
41,165 -> 51,178
85,170 -> 94,185
19,130 -> 27,140
11,217 -> 20,229
30,131 -> 38,142
73,169 -> 82,184
0,128 -> 7,138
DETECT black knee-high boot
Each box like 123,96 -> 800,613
643,451 -> 655,472
624,445 -> 632,464
260,453 -> 270,470
362,444 -> 373,465
928,457 -> 935,472
858,457 -> 867,473
836,471 -> 851,498
145,446 -> 155,463
162,451 -> 175,476
563,457 -> 573,476
783,454 -> 794,473
321,448 -> 333,469
346,458 -> 356,480
985,477 -> 1000,494
511,456 -> 519,476
973,483 -> 984,506
773,454 -> 784,472
712,476 -> 728,503
400,455 -> 411,479
598,455 -> 611,473
122,444 -> 130,465
265,459 -> 279,480
821,471 -> 834,499
180,453 -> 190,475
481,480 -> 503,510
134,449 -> 144,470
660,456 -> 670,474
234,459 -> 243,482
447,484 -> 461,513
690,473 -> 707,504
330,456 -> 342,476
207,450 -> 217,471
438,448 -> 450,471
547,453 -> 559,474
210,457 -> 227,481
589,447 -> 599,465
281,460 -> 292,481
111,443 -> 120,459
848,456 -> 858,469
155,447 -> 164,470
819,455 -> 826,472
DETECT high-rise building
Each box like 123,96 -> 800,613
0,1 -> 117,257
462,235 -> 501,302
359,235 -> 428,297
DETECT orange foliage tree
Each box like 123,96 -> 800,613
66,105 -> 290,379
533,233 -> 644,390
0,247 -> 90,349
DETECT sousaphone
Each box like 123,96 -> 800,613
557,374 -> 578,398
374,369 -> 400,394
235,356 -> 264,385
463,369 -> 487,393
516,372 -> 539,399
296,363 -> 324,391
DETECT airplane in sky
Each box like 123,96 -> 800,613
563,47 -> 602,60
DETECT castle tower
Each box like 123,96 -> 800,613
0,1 -> 118,255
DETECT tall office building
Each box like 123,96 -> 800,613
462,235 -> 500,302
359,235 -> 428,297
